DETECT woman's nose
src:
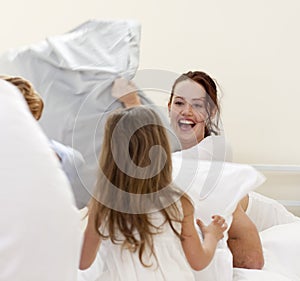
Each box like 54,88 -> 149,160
181,103 -> 193,115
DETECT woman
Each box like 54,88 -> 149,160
168,71 -> 220,150
168,71 -> 264,269
113,71 -> 264,269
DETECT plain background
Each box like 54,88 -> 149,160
1,0 -> 299,212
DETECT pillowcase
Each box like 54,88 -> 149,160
172,141 -> 265,281
172,146 -> 265,227
0,80 -> 82,281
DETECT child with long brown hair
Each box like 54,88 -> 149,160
80,106 -> 227,280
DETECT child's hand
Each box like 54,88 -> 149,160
111,78 -> 141,107
111,78 -> 137,98
196,215 -> 227,242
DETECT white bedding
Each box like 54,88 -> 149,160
172,145 -> 264,281
1,20 -> 299,281
233,221 -> 300,281
0,19 -> 146,208
0,79 -> 82,280
246,191 -> 299,232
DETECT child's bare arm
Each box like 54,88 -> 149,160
180,197 -> 227,271
79,210 -> 101,270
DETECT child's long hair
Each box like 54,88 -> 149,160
89,106 -> 188,267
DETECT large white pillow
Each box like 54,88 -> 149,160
172,147 -> 265,227
172,142 -> 265,281
0,80 -> 82,281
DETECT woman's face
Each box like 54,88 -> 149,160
168,80 -> 208,150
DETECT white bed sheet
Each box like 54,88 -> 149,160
234,221 -> 300,281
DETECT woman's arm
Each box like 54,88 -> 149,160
79,210 -> 101,270
227,203 -> 264,269
180,197 -> 227,271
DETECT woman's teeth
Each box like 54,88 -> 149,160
178,119 -> 195,128
179,119 -> 194,124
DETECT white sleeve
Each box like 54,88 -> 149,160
49,139 -> 85,181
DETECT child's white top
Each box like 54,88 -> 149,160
96,203 -> 195,281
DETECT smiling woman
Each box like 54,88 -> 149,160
168,71 -> 220,150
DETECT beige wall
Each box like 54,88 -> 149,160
1,0 -> 299,209
1,0 -> 299,165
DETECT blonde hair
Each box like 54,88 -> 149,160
0,75 -> 44,120
89,106 -> 187,267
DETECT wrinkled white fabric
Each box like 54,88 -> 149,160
171,150 -> 265,281
0,79 -> 82,281
246,191 -> 299,232
171,156 -> 265,227
0,20 -> 147,208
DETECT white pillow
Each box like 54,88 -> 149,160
260,221 -> 300,280
246,191 -> 299,232
0,80 -> 82,281
172,144 -> 265,281
172,150 -> 265,227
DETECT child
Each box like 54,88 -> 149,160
0,75 -> 85,190
80,106 -> 227,280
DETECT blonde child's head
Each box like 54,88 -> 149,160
0,75 -> 44,120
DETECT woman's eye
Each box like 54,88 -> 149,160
193,103 -> 204,109
174,101 -> 184,106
